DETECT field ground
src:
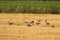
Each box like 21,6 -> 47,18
0,13 -> 60,40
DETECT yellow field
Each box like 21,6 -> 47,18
0,13 -> 60,40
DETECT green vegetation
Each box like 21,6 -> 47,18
0,0 -> 60,1
0,1 -> 60,14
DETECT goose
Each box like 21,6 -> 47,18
51,24 -> 55,28
27,21 -> 34,27
8,20 -> 13,25
36,20 -> 41,25
45,20 -> 50,25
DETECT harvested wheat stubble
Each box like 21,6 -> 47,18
0,13 -> 60,40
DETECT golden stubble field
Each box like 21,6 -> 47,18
0,13 -> 60,40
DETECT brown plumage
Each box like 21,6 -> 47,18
8,20 -> 13,25
51,24 -> 55,28
30,21 -> 34,25
27,21 -> 34,27
36,22 -> 40,25
27,23 -> 32,27
45,20 -> 50,25
36,20 -> 41,25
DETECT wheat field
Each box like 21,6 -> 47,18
0,13 -> 60,40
